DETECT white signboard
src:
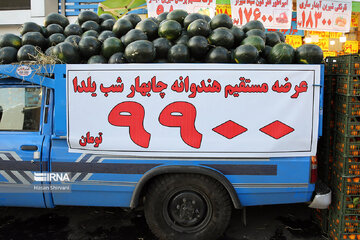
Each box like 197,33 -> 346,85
297,0 -> 352,32
146,0 -> 216,18
230,0 -> 292,29
67,64 -> 321,158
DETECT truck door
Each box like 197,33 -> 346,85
0,85 -> 45,207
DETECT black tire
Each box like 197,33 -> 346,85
144,174 -> 232,240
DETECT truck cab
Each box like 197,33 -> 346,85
0,63 -> 331,240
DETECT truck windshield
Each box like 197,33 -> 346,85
0,87 -> 42,131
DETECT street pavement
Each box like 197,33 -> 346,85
0,203 -> 328,240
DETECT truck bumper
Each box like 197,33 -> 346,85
308,181 -> 331,209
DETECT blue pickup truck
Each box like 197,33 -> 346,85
0,63 -> 330,240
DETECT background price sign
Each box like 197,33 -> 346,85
297,0 -> 352,32
147,0 -> 216,18
230,0 -> 292,29
343,40 -> 359,54
67,64 -> 321,158
285,35 -> 303,48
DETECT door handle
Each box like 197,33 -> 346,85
20,145 -> 38,151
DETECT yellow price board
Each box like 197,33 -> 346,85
351,14 -> 359,27
285,35 -> 302,48
330,32 -> 342,38
216,4 -> 231,17
323,51 -> 337,58
313,38 -> 329,51
308,31 -> 329,38
343,41 -> 359,54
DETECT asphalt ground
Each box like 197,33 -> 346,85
0,203 -> 328,240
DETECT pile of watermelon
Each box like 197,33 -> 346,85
0,10 -> 323,64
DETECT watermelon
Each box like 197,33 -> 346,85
78,36 -> 101,58
295,44 -> 323,64
48,33 -> 65,46
206,46 -> 230,63
268,43 -> 295,64
242,20 -> 265,32
45,46 -> 54,56
167,9 -> 188,26
257,58 -> 267,64
0,47 -> 17,64
65,35 -> 81,48
203,15 -> 211,22
261,45 -> 272,59
175,32 -> 189,45
153,37 -> 172,59
64,24 -> 83,36
276,31 -> 285,42
124,40 -> 155,63
101,37 -> 124,59
17,45 -> 38,61
88,55 -> 107,64
157,12 -> 168,22
46,24 -> 63,35
168,44 -> 190,63
53,42 -> 80,63
113,19 -> 133,37
78,11 -> 99,25
246,29 -> 266,40
98,30 -> 115,42
188,36 -> 209,59
208,27 -> 234,50
82,30 -> 99,38
265,32 -> 281,47
81,21 -> 101,33
183,13 -> 204,29
234,45 -> 259,63
158,20 -> 182,41
109,52 -> 126,64
44,13 -> 69,28
232,26 -> 246,46
210,14 -> 233,30
122,14 -> 142,27
22,32 -> 47,49
101,19 -> 116,31
187,19 -> 210,37
241,36 -> 265,52
123,29 -> 148,46
0,34 -> 22,49
20,22 -> 42,35
148,17 -> 159,25
136,19 -> 159,40
99,13 -> 115,23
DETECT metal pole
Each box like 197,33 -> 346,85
61,0 -> 65,16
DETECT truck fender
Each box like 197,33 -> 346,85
130,165 -> 241,209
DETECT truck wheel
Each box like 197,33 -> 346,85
144,174 -> 232,240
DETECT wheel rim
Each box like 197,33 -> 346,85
163,189 -> 212,233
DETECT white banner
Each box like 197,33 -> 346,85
146,0 -> 216,18
67,64 -> 321,158
297,0 -> 352,32
230,0 -> 292,29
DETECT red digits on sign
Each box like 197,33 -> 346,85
156,5 -> 164,15
159,102 -> 202,149
108,102 -> 151,148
